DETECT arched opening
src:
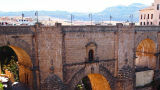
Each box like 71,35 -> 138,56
0,46 -> 19,81
136,38 -> 156,70
75,74 -> 111,90
88,49 -> 94,61
0,45 -> 33,89
85,42 -> 97,62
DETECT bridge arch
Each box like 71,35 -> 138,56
68,66 -> 115,90
135,38 -> 156,69
0,45 -> 33,88
135,34 -> 157,48
75,73 -> 111,90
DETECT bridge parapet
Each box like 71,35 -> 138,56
135,26 -> 160,31
0,26 -> 34,35
62,25 -> 118,33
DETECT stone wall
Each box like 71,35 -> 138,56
136,70 -> 154,87
0,26 -> 38,90
37,24 -> 63,83
117,26 -> 135,69
1,24 -> 160,90
62,26 -> 117,64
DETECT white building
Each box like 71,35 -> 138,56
139,0 -> 160,26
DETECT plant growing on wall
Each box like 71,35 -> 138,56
0,82 -> 4,90
0,46 -> 19,82
3,56 -> 19,81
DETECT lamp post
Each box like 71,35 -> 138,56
35,11 -> 39,23
89,13 -> 92,25
71,14 -> 74,26
110,15 -> 112,24
22,13 -> 24,24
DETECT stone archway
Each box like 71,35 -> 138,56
0,45 -> 33,89
88,74 -> 111,90
135,38 -> 156,69
135,33 -> 157,48
75,73 -> 111,90
85,42 -> 97,61
68,66 -> 114,90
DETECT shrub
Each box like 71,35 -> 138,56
0,82 -> 4,90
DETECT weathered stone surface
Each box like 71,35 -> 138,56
41,74 -> 65,90
0,24 -> 160,90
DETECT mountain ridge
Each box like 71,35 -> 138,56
0,3 -> 148,22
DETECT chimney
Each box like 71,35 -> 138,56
55,23 -> 62,27
129,23 -> 135,26
116,23 -> 123,28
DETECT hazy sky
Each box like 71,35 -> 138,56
0,0 -> 154,12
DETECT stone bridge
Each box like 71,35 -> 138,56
0,23 -> 160,90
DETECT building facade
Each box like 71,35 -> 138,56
139,0 -> 160,26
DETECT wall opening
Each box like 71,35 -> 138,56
75,74 -> 111,90
88,49 -> 94,61
0,45 -> 33,88
135,39 -> 156,70
85,42 -> 97,62
0,46 -> 19,82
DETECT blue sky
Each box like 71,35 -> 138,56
0,0 -> 153,12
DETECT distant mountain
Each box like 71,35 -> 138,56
0,3 -> 147,22
96,3 -> 147,22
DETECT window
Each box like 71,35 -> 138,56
148,14 -> 149,19
151,22 -> 153,25
141,15 -> 143,19
157,4 -> 160,10
144,22 -> 145,25
147,22 -> 149,25
144,14 -> 146,19
159,22 -> 160,25
140,22 -> 142,25
88,49 -> 94,61
159,14 -> 160,19
86,42 -> 97,62
151,14 -> 153,19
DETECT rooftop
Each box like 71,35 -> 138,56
139,6 -> 154,11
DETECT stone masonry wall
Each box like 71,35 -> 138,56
1,24 -> 160,90
37,24 -> 63,83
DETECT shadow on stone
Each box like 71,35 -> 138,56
11,82 -> 30,90
41,74 -> 65,90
